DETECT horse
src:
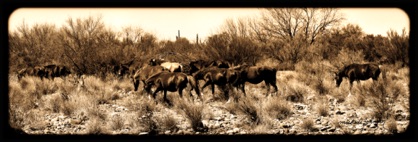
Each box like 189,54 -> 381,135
114,60 -> 136,79
17,66 -> 45,80
189,59 -> 230,74
144,71 -> 201,103
149,58 -> 183,72
334,63 -> 381,89
233,64 -> 279,97
42,64 -> 72,80
131,64 -> 167,92
193,66 -> 241,102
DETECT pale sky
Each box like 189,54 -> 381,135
8,8 -> 409,41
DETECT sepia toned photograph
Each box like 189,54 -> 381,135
7,8 -> 410,136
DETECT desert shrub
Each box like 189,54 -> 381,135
285,84 -> 306,103
87,105 -> 107,121
49,95 -> 63,113
8,108 -> 25,130
176,101 -> 206,132
204,33 -> 262,65
236,97 -> 260,124
87,117 -> 106,135
110,115 -> 125,131
364,77 -> 403,121
332,118 -> 342,129
264,96 -> 292,120
138,110 -> 158,135
158,115 -> 178,132
300,118 -> 315,132
35,79 -> 59,95
385,117 -> 398,134
377,29 -> 409,66
61,100 -> 76,116
330,48 -> 366,70
9,80 -> 39,112
316,99 -> 329,117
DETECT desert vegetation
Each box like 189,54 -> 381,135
8,8 -> 409,135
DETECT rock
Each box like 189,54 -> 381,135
294,104 -> 305,110
355,124 -> 363,130
353,130 -> 361,135
328,127 -> 336,132
226,130 -> 234,135
213,123 -> 221,129
369,123 -> 378,128
320,126 -> 331,131
201,120 -> 209,126
233,128 -> 240,133
139,132 -> 149,135
230,115 -> 237,119
336,110 -> 345,115
164,130 -> 171,135
71,119 -> 82,125
282,124 -> 292,128
214,117 -> 223,121
361,131 -> 370,135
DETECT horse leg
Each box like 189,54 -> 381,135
152,87 -> 162,100
163,90 -> 168,102
211,83 -> 215,96
265,81 -> 271,97
179,88 -> 183,98
241,83 -> 246,96
222,85 -> 229,100
201,81 -> 211,93
271,81 -> 279,96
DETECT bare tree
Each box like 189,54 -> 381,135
260,8 -> 343,44
58,15 -> 108,74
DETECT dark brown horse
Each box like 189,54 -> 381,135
233,64 -> 278,96
189,59 -> 230,74
144,71 -> 201,102
132,64 -> 167,92
335,63 -> 381,89
113,60 -> 136,79
42,64 -> 72,80
17,66 -> 46,80
193,66 -> 241,102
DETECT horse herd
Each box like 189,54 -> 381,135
15,58 -> 382,103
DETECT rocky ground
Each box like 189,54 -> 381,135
18,71 -> 410,136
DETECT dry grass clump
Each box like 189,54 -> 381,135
300,118 -> 315,132
83,75 -> 105,92
332,117 -> 342,129
232,97 -> 260,124
385,117 -> 398,134
8,108 -> 25,130
284,84 -> 306,103
316,98 -> 329,117
360,76 -> 404,122
35,79 -> 59,95
87,117 -> 106,135
138,110 -> 159,135
110,114 -> 125,131
263,96 -> 292,120
9,80 -> 39,112
175,100 -> 207,132
157,115 -> 179,132
48,93 -> 76,115
87,105 -> 107,121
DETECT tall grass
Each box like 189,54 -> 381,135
175,99 -> 206,132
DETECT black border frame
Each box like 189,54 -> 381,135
1,0 -> 416,142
